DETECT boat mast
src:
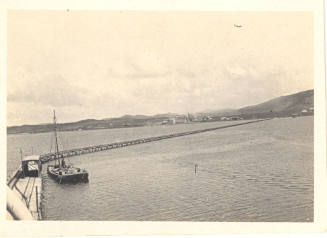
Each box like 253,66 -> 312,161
53,110 -> 61,167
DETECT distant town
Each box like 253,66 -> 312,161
159,106 -> 314,126
7,89 -> 313,134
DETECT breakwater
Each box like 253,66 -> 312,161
40,119 -> 271,163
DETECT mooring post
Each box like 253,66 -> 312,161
35,186 -> 38,215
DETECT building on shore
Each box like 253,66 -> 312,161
221,116 -> 243,121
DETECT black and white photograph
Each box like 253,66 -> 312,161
1,0 -> 326,236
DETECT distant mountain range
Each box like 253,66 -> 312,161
7,89 -> 313,134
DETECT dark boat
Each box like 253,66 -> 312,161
47,164 -> 88,183
47,110 -> 89,184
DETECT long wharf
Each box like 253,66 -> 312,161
39,118 -> 271,164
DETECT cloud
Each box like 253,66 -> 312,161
221,64 -> 287,106
226,65 -> 247,77
8,73 -> 88,107
106,51 -> 172,80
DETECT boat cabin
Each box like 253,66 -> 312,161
22,155 -> 42,178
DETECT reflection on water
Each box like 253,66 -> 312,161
8,117 -> 313,221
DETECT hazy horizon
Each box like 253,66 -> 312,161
7,11 -> 313,126
7,88 -> 313,127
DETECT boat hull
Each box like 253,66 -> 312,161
47,165 -> 89,184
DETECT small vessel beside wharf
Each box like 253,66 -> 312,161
47,110 -> 89,184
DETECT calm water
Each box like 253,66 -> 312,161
7,117 -> 313,221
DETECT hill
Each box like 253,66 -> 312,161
237,89 -> 313,118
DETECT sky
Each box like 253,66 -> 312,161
7,11 -> 313,126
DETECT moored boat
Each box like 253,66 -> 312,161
47,110 -> 89,184
47,164 -> 88,183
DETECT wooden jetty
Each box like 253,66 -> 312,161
7,155 -> 42,220
40,119 -> 271,163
